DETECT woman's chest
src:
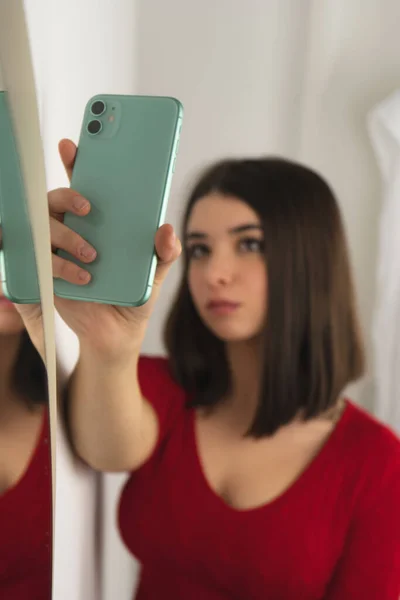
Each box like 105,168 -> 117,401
192,412 -> 339,511
119,415 -> 353,599
0,407 -> 44,493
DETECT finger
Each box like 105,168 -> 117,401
51,217 -> 97,264
48,187 -> 91,220
52,253 -> 91,285
153,224 -> 181,287
58,138 -> 77,182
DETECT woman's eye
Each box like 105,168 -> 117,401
187,244 -> 209,259
239,238 -> 264,253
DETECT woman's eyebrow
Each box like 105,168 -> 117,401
228,224 -> 263,234
185,223 -> 262,241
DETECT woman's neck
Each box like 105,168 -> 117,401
224,339 -> 262,420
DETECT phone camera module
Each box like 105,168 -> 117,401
90,100 -> 106,116
87,119 -> 102,135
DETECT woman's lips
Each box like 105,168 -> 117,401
206,300 -> 241,315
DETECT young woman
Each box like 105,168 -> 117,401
0,282 -> 51,600
46,139 -> 400,599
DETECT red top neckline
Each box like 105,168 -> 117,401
189,398 -> 353,515
0,406 -> 48,501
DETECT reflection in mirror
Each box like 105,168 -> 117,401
0,3 -> 53,598
0,283 -> 51,599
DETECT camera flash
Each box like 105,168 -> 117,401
108,115 -> 115,122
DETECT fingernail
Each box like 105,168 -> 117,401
73,196 -> 89,211
79,244 -> 97,260
79,270 -> 91,283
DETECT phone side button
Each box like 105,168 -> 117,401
172,156 -> 177,173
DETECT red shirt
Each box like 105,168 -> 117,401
119,356 -> 400,600
0,409 -> 52,600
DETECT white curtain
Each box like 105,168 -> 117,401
368,89 -> 400,433
25,0 -> 400,598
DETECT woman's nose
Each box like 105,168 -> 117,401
204,252 -> 235,287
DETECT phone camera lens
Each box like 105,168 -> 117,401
87,119 -> 102,135
90,100 -> 106,116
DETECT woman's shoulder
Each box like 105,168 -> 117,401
344,400 -> 400,495
138,354 -> 170,372
345,399 -> 400,456
138,354 -> 187,412
138,354 -> 180,389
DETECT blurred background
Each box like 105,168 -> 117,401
24,1 -> 400,598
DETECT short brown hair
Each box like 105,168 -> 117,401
164,157 -> 365,437
12,329 -> 48,406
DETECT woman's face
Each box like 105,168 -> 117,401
0,282 -> 25,335
186,193 -> 267,342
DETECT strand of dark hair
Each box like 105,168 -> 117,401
11,329 -> 47,406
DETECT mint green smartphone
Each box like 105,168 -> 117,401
54,94 -> 183,306
0,91 -> 40,303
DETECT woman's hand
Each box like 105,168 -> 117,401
0,229 -> 45,361
51,139 -> 181,361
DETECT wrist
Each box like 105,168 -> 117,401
78,337 -> 143,371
